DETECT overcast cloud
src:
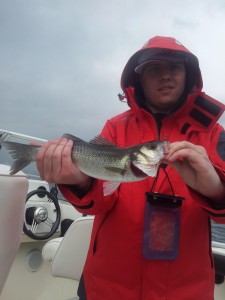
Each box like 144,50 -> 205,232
1,0 -> 225,142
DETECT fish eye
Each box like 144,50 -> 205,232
149,144 -> 157,150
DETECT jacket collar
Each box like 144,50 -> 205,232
124,87 -> 225,134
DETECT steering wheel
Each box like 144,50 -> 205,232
23,187 -> 61,240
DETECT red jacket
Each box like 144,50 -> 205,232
60,37 -> 225,300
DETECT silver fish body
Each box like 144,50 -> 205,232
2,134 -> 169,195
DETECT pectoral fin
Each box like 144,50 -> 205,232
103,181 -> 121,196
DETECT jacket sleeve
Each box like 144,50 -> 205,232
58,120 -> 119,215
188,188 -> 225,223
191,124 -> 225,223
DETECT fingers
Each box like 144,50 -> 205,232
162,141 -> 225,199
36,138 -> 73,182
51,139 -> 73,178
163,141 -> 214,177
165,141 -> 207,163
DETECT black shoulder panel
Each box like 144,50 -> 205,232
195,95 -> 222,116
188,93 -> 225,129
189,108 -> 212,127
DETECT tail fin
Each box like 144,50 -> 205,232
2,141 -> 39,175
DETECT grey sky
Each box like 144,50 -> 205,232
1,0 -> 225,142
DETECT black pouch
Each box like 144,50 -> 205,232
143,193 -> 184,260
142,165 -> 185,260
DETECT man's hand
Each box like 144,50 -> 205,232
164,141 -> 225,202
36,137 -> 92,189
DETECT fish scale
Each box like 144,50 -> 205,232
73,144 -> 132,181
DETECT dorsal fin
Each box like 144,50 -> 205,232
89,136 -> 116,146
63,134 -> 116,147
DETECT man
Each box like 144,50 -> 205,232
36,36 -> 225,299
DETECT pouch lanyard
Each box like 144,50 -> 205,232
142,165 -> 185,260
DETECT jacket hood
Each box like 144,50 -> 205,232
121,36 -> 203,94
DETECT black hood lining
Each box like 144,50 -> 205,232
121,48 -> 201,93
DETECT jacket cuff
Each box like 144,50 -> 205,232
58,180 -> 118,215
188,187 -> 225,218
59,179 -> 94,199
58,179 -> 98,208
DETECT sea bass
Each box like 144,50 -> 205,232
2,134 -> 169,196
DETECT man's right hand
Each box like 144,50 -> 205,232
36,137 -> 92,189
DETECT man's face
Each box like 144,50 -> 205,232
140,61 -> 186,113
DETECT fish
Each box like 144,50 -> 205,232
2,134 -> 169,196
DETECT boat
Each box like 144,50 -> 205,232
0,129 -> 224,300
